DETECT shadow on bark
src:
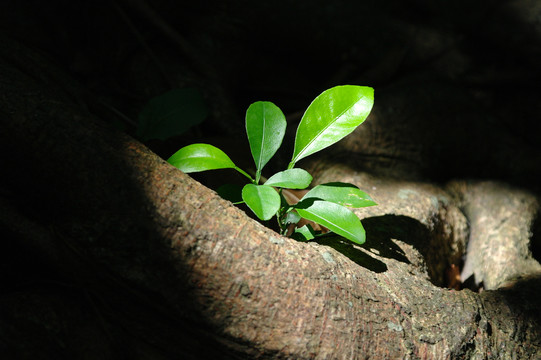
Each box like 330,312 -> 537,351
314,215 -> 452,286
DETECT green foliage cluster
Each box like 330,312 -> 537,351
167,85 -> 376,244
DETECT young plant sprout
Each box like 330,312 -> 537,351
167,85 -> 376,244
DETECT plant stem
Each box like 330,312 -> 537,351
235,167 -> 255,183
277,211 -> 288,236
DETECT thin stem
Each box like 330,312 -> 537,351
287,161 -> 296,170
235,167 -> 255,183
276,189 -> 286,234
277,209 -> 289,236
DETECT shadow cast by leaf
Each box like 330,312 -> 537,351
360,215 -> 426,264
312,215 -> 433,275
314,236 -> 388,273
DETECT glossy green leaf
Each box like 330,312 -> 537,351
246,101 -> 287,181
290,85 -> 374,168
137,88 -> 208,141
264,168 -> 312,189
303,182 -> 377,207
295,199 -> 365,244
242,184 -> 281,221
292,224 -> 316,242
167,143 -> 236,173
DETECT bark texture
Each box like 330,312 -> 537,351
1,35 -> 541,359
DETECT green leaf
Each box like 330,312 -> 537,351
137,88 -> 208,141
292,224 -> 316,241
264,168 -> 312,189
283,210 -> 301,226
303,182 -> 377,207
167,143 -> 236,173
295,199 -> 365,244
245,101 -> 287,181
290,85 -> 374,168
242,184 -> 281,221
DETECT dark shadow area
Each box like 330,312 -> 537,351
315,236 -> 388,274
0,47 -> 239,359
314,215 -> 433,273
0,206 -> 237,359
0,222 -> 234,359
461,274 -> 483,293
360,216 -> 418,264
2,1 -> 541,193
362,215 -> 453,288
314,215 -> 457,288
531,214 -> 541,265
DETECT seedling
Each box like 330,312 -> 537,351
167,85 -> 376,244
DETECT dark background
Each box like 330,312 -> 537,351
3,0 -> 541,191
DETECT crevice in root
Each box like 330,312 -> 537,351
531,214 -> 541,265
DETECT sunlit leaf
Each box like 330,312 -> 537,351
264,168 -> 312,189
295,199 -> 365,244
292,224 -> 316,242
167,143 -> 235,173
242,184 -> 280,221
303,182 -> 377,207
290,85 -> 374,168
246,101 -> 286,182
137,88 -> 208,141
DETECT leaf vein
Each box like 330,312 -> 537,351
295,93 -> 365,162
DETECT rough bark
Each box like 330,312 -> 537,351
1,36 -> 540,360
446,181 -> 541,290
